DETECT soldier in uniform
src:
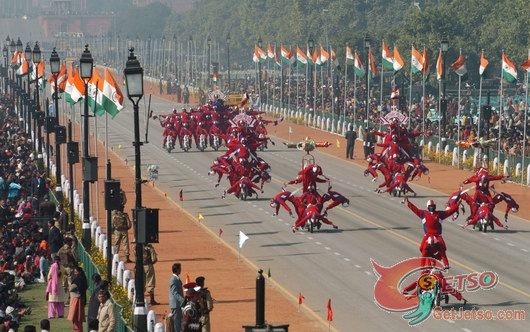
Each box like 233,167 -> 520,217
111,207 -> 132,263
195,276 -> 213,332
57,236 -> 77,296
143,244 -> 159,305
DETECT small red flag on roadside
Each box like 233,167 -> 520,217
327,298 -> 333,322
298,293 -> 305,305
179,189 -> 183,201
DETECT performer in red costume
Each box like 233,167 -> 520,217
401,269 -> 467,305
403,197 -> 459,269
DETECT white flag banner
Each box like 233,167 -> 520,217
239,231 -> 249,249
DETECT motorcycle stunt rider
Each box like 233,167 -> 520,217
179,122 -> 193,148
195,122 -> 210,148
462,202 -> 507,230
403,197 -> 460,269
162,122 -> 178,149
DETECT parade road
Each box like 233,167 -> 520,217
93,94 -> 529,331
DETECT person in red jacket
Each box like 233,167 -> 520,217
195,122 -> 210,147
222,176 -> 263,199
462,202 -> 507,229
377,172 -> 416,196
292,203 -> 338,232
270,191 -> 296,217
321,190 -> 349,216
403,197 -> 459,269
179,123 -> 193,148
162,123 -> 177,148
491,188 -> 519,222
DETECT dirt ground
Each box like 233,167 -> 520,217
60,84 -> 528,332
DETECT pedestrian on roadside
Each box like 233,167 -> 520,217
143,243 -> 159,305
96,290 -> 115,332
87,274 -> 107,327
46,256 -> 66,319
196,276 -> 214,332
169,263 -> 184,332
345,124 -> 357,159
111,206 -> 132,263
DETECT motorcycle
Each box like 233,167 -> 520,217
211,134 -> 220,151
475,204 -> 494,233
258,133 -> 267,151
239,181 -> 258,201
198,134 -> 207,152
165,136 -> 175,153
305,214 -> 319,233
182,135 -> 191,152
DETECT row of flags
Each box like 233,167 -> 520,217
10,49 -> 124,118
252,42 -> 530,83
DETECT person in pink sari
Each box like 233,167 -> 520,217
46,256 -> 67,318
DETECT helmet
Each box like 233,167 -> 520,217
342,199 -> 350,208
512,207 -> 519,213
366,156 -> 373,163
198,122 -> 203,126
426,199 -> 436,212
172,108 -> 177,114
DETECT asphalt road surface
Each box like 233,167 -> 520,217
90,95 -> 529,331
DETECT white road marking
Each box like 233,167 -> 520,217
315,242 -> 322,245
334,252 -> 341,256
364,271 -> 372,276
461,328 -> 473,332
354,264 -> 361,268
507,242 -> 515,246
521,248 -> 528,252
344,258 -> 350,262
258,207 -> 263,211
494,238 -> 501,241
446,319 -> 455,324
278,219 -> 283,222
324,247 -> 331,250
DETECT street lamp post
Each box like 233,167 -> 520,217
50,48 -> 62,198
364,35 -> 371,127
2,43 -> 7,95
440,35 -> 449,139
32,42 -> 43,171
257,36 -> 262,98
15,38 -> 22,125
24,42 -> 32,145
226,34 -> 231,91
207,35 -> 211,88
124,47 -> 147,332
308,38 -> 315,114
80,45 -> 94,249
9,39 -> 15,105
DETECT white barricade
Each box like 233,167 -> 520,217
493,157 -> 498,171
452,147 -> 458,166
112,254 -> 120,277
127,279 -> 135,301
427,141 -> 433,152
516,163 -> 521,177
147,310 -> 158,332
503,159 -> 510,176
117,261 -> 125,285
123,270 -> 132,288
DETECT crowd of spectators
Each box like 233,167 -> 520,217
0,92 -> 74,331
258,74 -> 530,161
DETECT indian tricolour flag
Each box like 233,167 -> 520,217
102,68 -> 124,118
281,45 -> 295,64
451,52 -> 467,76
502,51 -> 517,83
521,50 -> 530,72
436,49 -> 442,81
346,46 -> 354,63
331,48 -> 338,66
411,45 -> 423,74
296,47 -> 307,65
479,50 -> 489,76
252,46 -> 267,63
88,68 -> 105,116
267,44 -> 275,59
369,48 -> 377,78
393,45 -> 405,72
354,51 -> 365,77
320,46 -> 330,64
65,65 -> 85,106
311,49 -> 321,65
382,40 -> 393,70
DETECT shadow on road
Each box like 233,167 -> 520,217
260,242 -> 304,247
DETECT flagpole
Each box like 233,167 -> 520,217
266,51 -> 270,103
314,59 -> 317,118
422,46 -> 426,159
478,52 -> 483,138
280,45 -> 284,111
521,61 -> 530,183
457,49 -> 462,169
498,50 -> 504,175
380,41 -> 384,133
367,46 -> 371,126
330,45 -> 334,132
409,44 -> 414,130
438,75 -> 442,164
288,54 -> 292,117
353,50 -> 357,130
320,49 -> 324,121
343,47 -> 348,129
296,49 -> 300,116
